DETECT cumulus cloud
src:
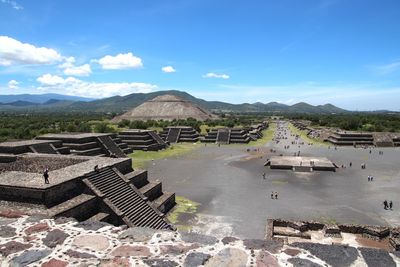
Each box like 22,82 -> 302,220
63,64 -> 92,76
37,74 -> 79,86
202,72 -> 230,79
36,73 -> 157,98
0,0 -> 23,10
162,66 -> 176,73
7,79 -> 19,89
58,57 -> 75,69
97,52 -> 143,70
0,36 -> 62,66
57,57 -> 92,77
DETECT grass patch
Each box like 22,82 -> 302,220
288,122 -> 328,146
129,142 -> 200,168
148,126 -> 163,133
271,179 -> 289,185
167,196 -> 200,225
319,216 -> 338,225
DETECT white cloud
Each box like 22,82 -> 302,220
57,57 -> 91,77
97,52 -> 143,70
63,64 -> 92,76
202,72 -> 230,79
0,0 -> 23,10
36,73 -> 157,98
368,60 -> 400,75
0,36 -> 62,66
37,74 -> 78,86
162,66 -> 176,73
58,57 -> 75,69
7,79 -> 19,89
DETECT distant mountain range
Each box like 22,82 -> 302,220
0,93 -> 94,104
0,91 -> 349,114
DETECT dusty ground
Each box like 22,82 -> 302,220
145,121 -> 400,239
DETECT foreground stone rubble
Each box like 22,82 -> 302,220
1,211 -> 400,266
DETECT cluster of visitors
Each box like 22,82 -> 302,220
270,191 -> 278,199
367,175 -> 374,182
383,200 -> 393,210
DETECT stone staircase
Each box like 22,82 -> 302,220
166,128 -> 181,143
117,130 -> 167,151
217,129 -> 230,144
148,131 -> 167,145
83,167 -> 170,229
161,127 -> 199,143
97,135 -> 126,158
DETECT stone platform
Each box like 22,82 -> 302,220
0,139 -> 69,155
0,153 -> 175,229
265,156 -> 336,172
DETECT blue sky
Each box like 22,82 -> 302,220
1,0 -> 400,110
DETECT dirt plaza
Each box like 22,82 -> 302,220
147,122 -> 400,239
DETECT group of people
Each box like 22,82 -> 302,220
383,200 -> 393,210
270,191 -> 278,199
367,175 -> 374,182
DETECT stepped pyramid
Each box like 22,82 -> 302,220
112,94 -> 218,122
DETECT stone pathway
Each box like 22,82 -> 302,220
1,211 -> 400,266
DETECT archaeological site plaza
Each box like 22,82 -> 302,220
1,111 -> 400,265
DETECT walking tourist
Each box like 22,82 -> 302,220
389,201 -> 393,210
43,168 -> 49,184
275,192 -> 278,199
384,200 -> 388,210
262,173 -> 266,179
270,191 -> 274,199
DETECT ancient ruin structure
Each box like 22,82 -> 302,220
117,129 -> 167,151
267,218 -> 400,251
265,156 -> 337,172
327,131 -> 374,146
112,94 -> 218,122
36,133 -> 132,157
202,128 -> 251,144
160,126 -> 199,143
393,135 -> 400,147
0,140 -> 70,155
247,122 -> 268,140
0,153 -> 175,229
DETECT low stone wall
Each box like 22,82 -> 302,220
1,213 -> 399,266
269,218 -> 396,249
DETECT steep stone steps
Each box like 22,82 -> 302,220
97,136 -> 126,158
166,128 -> 181,143
84,167 -> 169,229
217,129 -> 230,144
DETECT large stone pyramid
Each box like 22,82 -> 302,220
112,94 -> 218,122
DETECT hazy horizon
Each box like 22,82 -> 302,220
1,1 -> 400,111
